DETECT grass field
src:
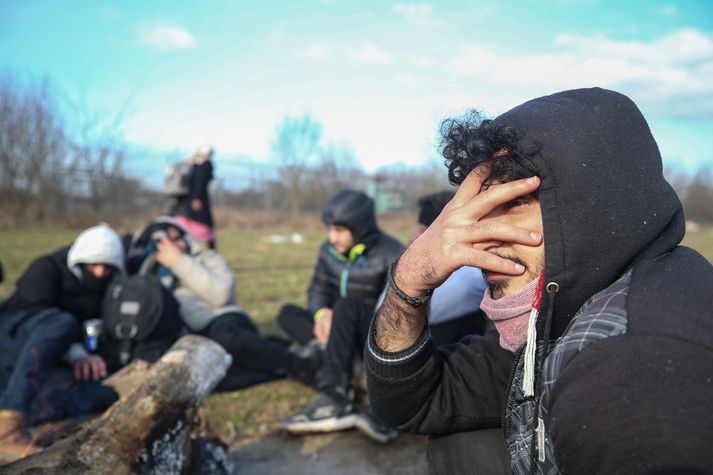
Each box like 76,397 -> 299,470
0,215 -> 415,441
0,216 -> 415,327
1,218 -> 712,441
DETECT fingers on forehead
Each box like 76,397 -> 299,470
451,161 -> 495,206
467,177 -> 539,211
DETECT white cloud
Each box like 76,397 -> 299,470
411,54 -> 435,67
398,73 -> 415,85
393,3 -> 433,26
447,29 -> 713,118
297,43 -> 333,61
554,29 -> 713,64
138,24 -> 196,50
350,44 -> 393,65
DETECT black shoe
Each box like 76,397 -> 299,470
290,339 -> 326,368
279,392 -> 357,433
287,356 -> 321,388
354,409 -> 399,443
266,335 -> 292,349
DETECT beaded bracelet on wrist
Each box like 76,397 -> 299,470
387,258 -> 433,308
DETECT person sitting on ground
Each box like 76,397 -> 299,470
280,190 -> 492,442
170,144 -> 217,249
277,189 -> 403,354
0,224 -> 125,459
128,217 -> 318,391
365,87 -> 713,474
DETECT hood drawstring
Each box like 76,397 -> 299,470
528,281 -> 560,474
523,273 -> 546,397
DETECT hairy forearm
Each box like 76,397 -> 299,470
374,286 -> 429,352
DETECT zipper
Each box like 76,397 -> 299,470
529,281 -> 560,475
339,260 -> 352,297
501,345 -> 526,434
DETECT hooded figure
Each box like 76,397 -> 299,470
2,223 -> 125,321
127,216 -> 239,332
365,88 -> 713,474
1,224 -> 124,458
310,189 -> 402,315
278,189 -> 403,349
277,190 -> 403,442
321,189 -> 379,247
126,217 -> 319,392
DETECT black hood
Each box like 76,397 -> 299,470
322,189 -> 379,246
494,87 -> 685,338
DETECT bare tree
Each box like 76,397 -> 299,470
0,75 -> 71,223
0,72 -> 152,227
295,141 -> 366,211
683,165 -> 713,224
270,114 -> 323,215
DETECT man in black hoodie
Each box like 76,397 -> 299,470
278,189 -> 403,437
365,88 -> 713,474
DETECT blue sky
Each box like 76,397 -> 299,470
2,0 -> 713,184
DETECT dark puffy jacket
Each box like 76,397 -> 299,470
1,248 -> 106,322
308,190 -> 403,314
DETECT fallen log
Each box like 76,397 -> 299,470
2,334 -> 232,475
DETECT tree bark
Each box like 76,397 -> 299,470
2,335 -> 231,475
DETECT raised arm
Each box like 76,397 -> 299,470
157,239 -> 235,307
374,166 -> 541,352
367,166 -> 543,433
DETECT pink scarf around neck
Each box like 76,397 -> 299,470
479,276 -> 541,353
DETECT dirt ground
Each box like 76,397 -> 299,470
0,417 -> 429,474
228,430 -> 429,475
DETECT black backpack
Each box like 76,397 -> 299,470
99,274 -> 181,372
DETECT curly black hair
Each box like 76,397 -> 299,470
440,111 -> 540,191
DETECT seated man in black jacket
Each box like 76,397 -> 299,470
278,189 -> 403,347
277,189 -> 403,437
282,190 -> 495,444
0,225 -> 125,459
365,88 -> 713,474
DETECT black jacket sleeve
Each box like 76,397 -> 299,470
307,242 -> 336,314
365,323 -> 515,436
9,255 -> 63,311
